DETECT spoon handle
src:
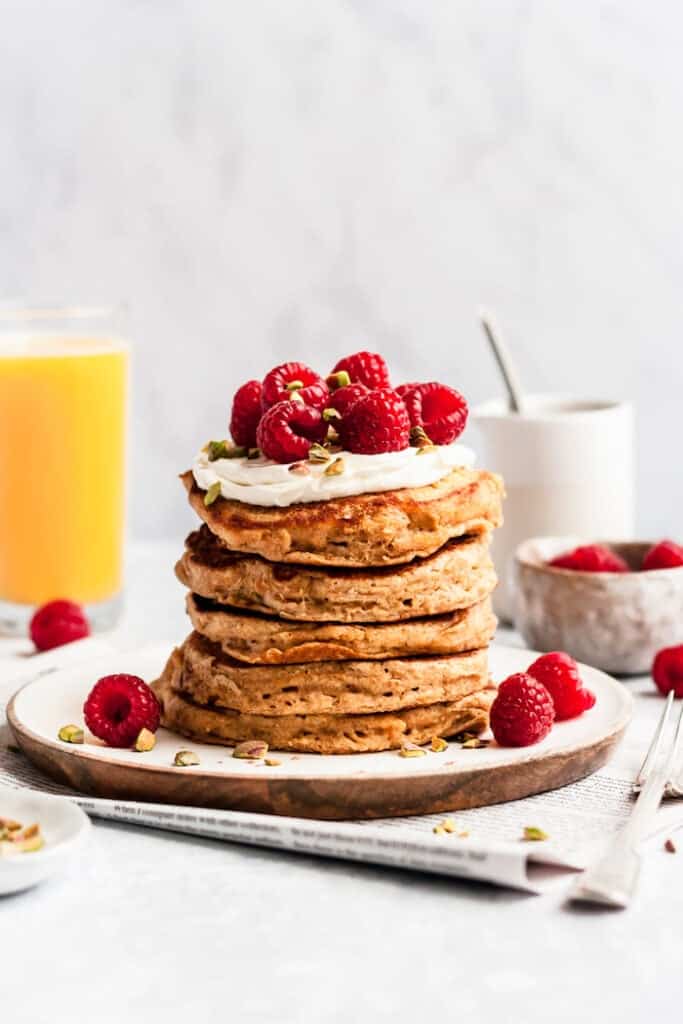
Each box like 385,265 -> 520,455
480,313 -> 525,414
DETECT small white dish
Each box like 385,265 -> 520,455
0,788 -> 90,895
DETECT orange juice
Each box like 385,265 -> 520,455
0,336 -> 127,611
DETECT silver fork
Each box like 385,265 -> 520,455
633,692 -> 683,798
569,691 -> 683,908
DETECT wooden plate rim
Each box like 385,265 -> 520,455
6,660 -> 632,784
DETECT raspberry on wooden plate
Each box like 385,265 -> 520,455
256,400 -> 327,463
338,388 -> 410,454
30,600 -> 90,652
330,351 -> 390,390
83,674 -> 160,748
490,673 -> 555,747
261,362 -> 328,412
527,651 -> 596,721
230,379 -> 263,448
400,382 -> 469,445
549,544 -> 629,573
642,540 -> 683,571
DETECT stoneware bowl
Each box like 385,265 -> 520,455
514,537 -> 683,675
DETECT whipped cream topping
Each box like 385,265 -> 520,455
192,442 -> 476,507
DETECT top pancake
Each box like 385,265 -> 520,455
181,467 -> 503,567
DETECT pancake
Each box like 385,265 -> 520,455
154,648 -> 495,754
181,466 -> 503,567
186,593 -> 497,664
177,524 -> 497,622
163,630 -> 489,716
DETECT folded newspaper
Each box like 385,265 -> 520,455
2,639 -> 681,894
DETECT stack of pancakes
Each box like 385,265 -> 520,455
154,466 -> 504,754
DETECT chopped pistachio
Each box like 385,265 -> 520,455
399,743 -> 426,759
285,379 -> 304,392
6,824 -> 44,854
430,736 -> 448,753
208,440 -> 247,461
203,482 -> 222,507
326,370 -> 351,390
289,390 -> 305,404
233,739 -> 268,760
208,440 -> 232,461
322,407 -> 341,423
308,443 -> 331,463
0,817 -> 22,832
416,444 -> 437,455
522,826 -> 549,842
247,447 -> 261,460
433,824 -> 446,835
58,724 -> 84,745
453,731 -> 478,743
265,758 -> 282,767
441,818 -> 456,834
16,823 -> 40,841
174,750 -> 200,767
324,457 -> 345,477
461,737 -> 490,749
134,728 -> 156,752
410,425 -> 434,449
13,837 -> 44,854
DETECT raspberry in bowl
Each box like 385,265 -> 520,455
515,537 -> 683,674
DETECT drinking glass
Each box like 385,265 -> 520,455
0,305 -> 129,633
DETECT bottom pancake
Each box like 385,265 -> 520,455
154,646 -> 495,754
167,630 -> 489,715
186,594 -> 496,664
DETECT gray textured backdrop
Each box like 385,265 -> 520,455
1,1 -> 680,539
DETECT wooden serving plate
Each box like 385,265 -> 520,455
8,645 -> 632,821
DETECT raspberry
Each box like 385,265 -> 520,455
549,544 -> 629,573
652,646 -> 683,698
642,540 -> 683,571
400,382 -> 468,445
30,600 -> 90,652
256,400 -> 326,463
83,674 -> 161,748
328,382 -> 369,416
490,673 -> 555,747
331,351 -> 390,390
527,651 -> 596,721
230,379 -> 263,448
261,362 -> 328,412
338,388 -> 410,455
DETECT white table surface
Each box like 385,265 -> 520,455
3,542 -> 683,1023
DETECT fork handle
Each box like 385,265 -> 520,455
570,764 -> 669,907
570,837 -> 641,908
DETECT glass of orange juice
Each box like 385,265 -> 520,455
0,305 -> 128,633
